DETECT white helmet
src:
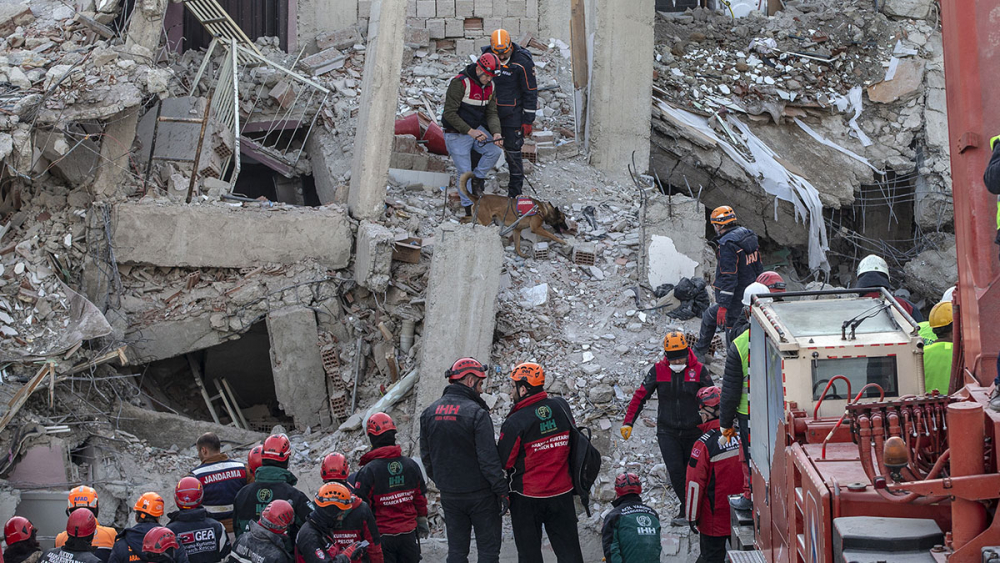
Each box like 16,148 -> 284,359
941,286 -> 956,303
742,282 -> 771,307
857,254 -> 890,280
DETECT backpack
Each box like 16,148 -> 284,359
555,400 -> 602,516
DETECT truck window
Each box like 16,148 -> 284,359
811,357 -> 898,400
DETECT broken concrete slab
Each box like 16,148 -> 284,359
355,221 -> 395,293
40,131 -> 99,188
415,223 -> 503,432
0,3 -> 34,38
300,47 -> 347,75
116,403 -> 265,449
882,0 -> 932,20
111,202 -> 355,269
126,313 -> 231,363
267,306 -> 330,429
387,168 -> 451,188
643,194 -> 710,287
92,107 -> 140,198
867,58 -> 925,104
902,234 -> 958,301
305,130 -> 350,205
316,25 -> 362,51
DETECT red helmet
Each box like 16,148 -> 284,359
248,445 -> 263,475
756,271 -> 786,292
446,357 -> 487,380
262,434 -> 291,463
66,508 -> 97,538
366,412 -> 396,436
259,500 -> 295,535
614,473 -> 642,497
174,476 -> 204,509
321,453 -> 350,482
697,386 -> 721,409
4,517 -> 35,545
477,52 -> 500,77
142,527 -> 179,555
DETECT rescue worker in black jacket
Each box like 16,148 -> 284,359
232,435 -> 312,540
321,453 -> 356,494
109,493 -> 190,563
229,501 -> 293,563
419,357 -> 508,563
140,528 -> 182,563
498,362 -> 584,563
620,332 -> 713,526
354,413 -> 428,563
166,478 -> 229,563
296,483 -> 382,563
475,28 -> 538,198
708,206 -> 764,335
42,510 -> 103,563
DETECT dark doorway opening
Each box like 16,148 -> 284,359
181,0 -> 290,53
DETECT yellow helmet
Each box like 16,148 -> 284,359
928,301 -> 953,329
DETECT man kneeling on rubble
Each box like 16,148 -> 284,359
442,52 -> 504,218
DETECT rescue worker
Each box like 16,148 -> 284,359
620,332 -> 712,526
686,387 -> 742,563
109,493 -> 190,563
442,52 -> 504,217
918,286 -> 954,345
41,510 -> 103,563
694,271 -> 784,362
3,517 -> 41,563
140,529 -> 182,563
419,357 -> 507,563
354,413 -> 428,563
232,434 -> 311,540
477,28 -> 538,198
246,446 -> 262,484
853,255 -> 924,322
228,502 -> 293,563
497,362 -> 584,563
166,478 -> 230,563
190,433 -> 248,532
720,283 -> 772,512
600,474 -> 662,563
55,486 -> 117,563
983,133 -> 1000,260
296,483 -> 382,563
321,453 -> 355,494
923,301 -> 954,394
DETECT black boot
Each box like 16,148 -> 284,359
464,205 -> 472,217
470,177 -> 485,198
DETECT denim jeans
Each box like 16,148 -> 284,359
445,127 -> 503,206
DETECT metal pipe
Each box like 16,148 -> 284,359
186,89 -> 215,204
872,412 -> 890,477
948,401 -> 987,550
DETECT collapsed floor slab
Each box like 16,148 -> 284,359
115,403 -> 266,449
110,202 -> 355,269
267,306 -> 330,430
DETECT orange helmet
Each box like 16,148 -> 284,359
262,434 -> 291,463
510,362 -> 544,387
446,357 -> 487,380
66,508 -> 97,538
133,492 -> 165,518
710,205 -> 737,226
366,412 -> 396,436
174,477 -> 204,509
662,331 -> 688,352
67,485 -> 99,515
490,28 -> 513,59
315,483 -> 354,511
248,445 -> 263,475
321,453 -> 350,482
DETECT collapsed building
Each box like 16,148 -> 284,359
0,0 -> 954,559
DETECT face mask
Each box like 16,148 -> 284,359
669,364 -> 686,373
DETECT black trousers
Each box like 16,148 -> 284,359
697,534 -> 730,563
469,127 -> 525,197
381,531 -> 420,563
657,428 -> 703,506
694,303 -> 720,353
509,492 -> 583,563
439,491 -> 501,563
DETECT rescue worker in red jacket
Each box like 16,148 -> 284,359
497,362 -> 584,563
42,510 -> 103,563
321,453 -> 355,495
296,484 -> 382,563
4,517 -> 42,563
354,413 -> 428,563
620,332 -> 713,526
686,387 -> 742,563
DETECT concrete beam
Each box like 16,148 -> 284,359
116,403 -> 266,449
588,0 -> 653,175
126,314 -> 231,363
348,0 -> 407,219
111,202 -> 354,269
415,224 -> 502,425
355,221 -> 395,293
267,306 -> 330,430
92,107 -> 139,199
125,0 -> 168,51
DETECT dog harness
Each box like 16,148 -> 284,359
515,196 -> 537,216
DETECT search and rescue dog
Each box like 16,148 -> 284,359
456,171 -> 570,258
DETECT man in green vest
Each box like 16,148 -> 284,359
719,282 -> 771,512
983,136 -> 1000,409
917,286 -> 955,345
923,301 -> 954,394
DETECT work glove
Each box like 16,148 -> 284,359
719,426 -> 737,448
689,521 -> 699,535
620,425 -> 632,441
521,123 -> 533,137
416,516 -> 429,539
716,306 -> 728,326
498,493 -> 510,516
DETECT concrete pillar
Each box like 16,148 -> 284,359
414,224 -> 503,426
643,194 -> 711,287
588,0 -> 653,175
92,107 -> 139,199
348,0 -> 406,220
125,0 -> 168,52
267,306 -> 330,430
538,0 -> 571,46
355,221 -> 395,293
